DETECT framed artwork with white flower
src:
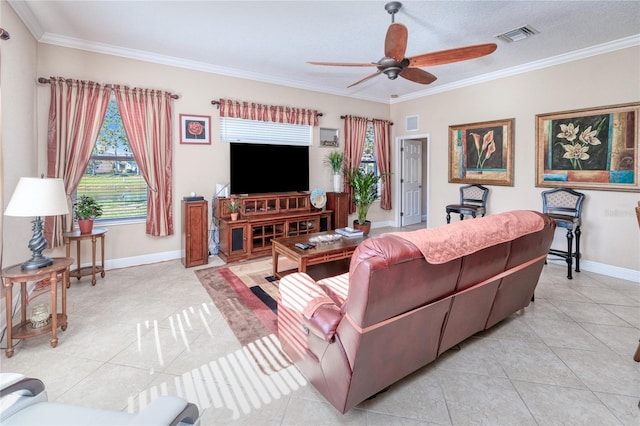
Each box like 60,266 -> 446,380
536,103 -> 639,192
179,114 -> 210,144
448,118 -> 514,186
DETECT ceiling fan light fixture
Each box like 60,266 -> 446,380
383,66 -> 402,80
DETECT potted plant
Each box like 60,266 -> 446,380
74,195 -> 103,234
324,151 -> 345,193
346,167 -> 384,235
225,198 -> 242,221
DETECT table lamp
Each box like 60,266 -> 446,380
4,177 -> 69,270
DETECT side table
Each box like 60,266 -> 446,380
63,228 -> 107,286
1,257 -> 74,358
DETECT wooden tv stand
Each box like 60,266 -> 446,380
214,193 -> 332,263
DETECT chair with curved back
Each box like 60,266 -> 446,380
446,184 -> 489,224
0,373 -> 200,425
541,187 -> 585,279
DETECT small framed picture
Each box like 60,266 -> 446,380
319,127 -> 339,147
180,114 -> 210,144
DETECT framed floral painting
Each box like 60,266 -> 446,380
536,103 -> 639,192
448,118 -> 514,186
179,114 -> 210,144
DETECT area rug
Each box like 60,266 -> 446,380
194,257 -> 297,374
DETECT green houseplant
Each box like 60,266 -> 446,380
324,151 -> 345,192
225,198 -> 242,220
74,195 -> 103,234
346,167 -> 384,235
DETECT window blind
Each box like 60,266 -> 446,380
220,117 -> 312,146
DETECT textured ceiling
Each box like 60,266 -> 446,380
9,0 -> 640,103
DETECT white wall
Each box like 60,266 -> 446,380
390,46 -> 640,274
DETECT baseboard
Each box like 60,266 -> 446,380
72,246 -> 640,283
371,220 -> 396,229
105,250 -> 182,270
546,258 -> 640,283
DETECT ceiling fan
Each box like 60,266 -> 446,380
308,1 -> 497,88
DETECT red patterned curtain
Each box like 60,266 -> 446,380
45,77 -> 111,248
115,86 -> 174,237
373,118 -> 392,210
218,98 -> 319,126
342,115 -> 369,214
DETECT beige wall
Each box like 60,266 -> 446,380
1,4 -> 638,276
32,44 -> 390,266
1,1 -> 38,268
390,46 -> 640,272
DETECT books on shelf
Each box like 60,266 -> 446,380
335,227 -> 364,238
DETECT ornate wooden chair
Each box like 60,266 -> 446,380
541,188 -> 585,279
446,184 -> 489,223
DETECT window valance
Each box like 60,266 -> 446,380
216,98 -> 320,126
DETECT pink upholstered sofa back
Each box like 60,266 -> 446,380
277,210 -> 555,413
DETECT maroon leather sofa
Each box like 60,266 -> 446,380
277,210 -> 555,413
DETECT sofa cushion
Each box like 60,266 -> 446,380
387,210 -> 544,264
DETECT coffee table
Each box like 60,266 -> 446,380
272,231 -> 366,279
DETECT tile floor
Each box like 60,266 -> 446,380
1,224 -> 639,425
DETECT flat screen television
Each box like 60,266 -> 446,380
230,142 -> 309,195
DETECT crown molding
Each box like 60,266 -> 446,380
8,0 -> 44,39
35,32 -> 640,105
391,34 -> 640,104
36,32 -> 388,104
10,0 -> 638,105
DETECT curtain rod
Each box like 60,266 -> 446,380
211,100 -> 323,116
38,78 -> 180,99
340,115 -> 393,125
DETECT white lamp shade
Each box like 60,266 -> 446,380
4,177 -> 69,217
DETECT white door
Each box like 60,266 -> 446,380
402,139 -> 422,226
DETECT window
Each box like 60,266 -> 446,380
360,122 -> 380,194
220,117 -> 312,146
76,97 -> 148,221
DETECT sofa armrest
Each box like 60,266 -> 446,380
0,375 -> 45,398
130,396 -> 199,425
0,374 -> 49,422
305,304 -> 342,342
280,272 -> 343,342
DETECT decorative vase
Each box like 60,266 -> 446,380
78,219 -> 94,234
230,212 -> 239,221
353,220 -> 371,236
30,303 -> 50,329
333,174 -> 343,193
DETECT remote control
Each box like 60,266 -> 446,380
295,243 -> 308,250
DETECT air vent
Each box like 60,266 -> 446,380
406,115 -> 419,131
496,25 -> 539,43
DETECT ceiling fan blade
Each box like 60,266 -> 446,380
400,68 -> 438,85
307,61 -> 376,67
385,23 -> 408,61
347,71 -> 382,88
409,43 -> 497,68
